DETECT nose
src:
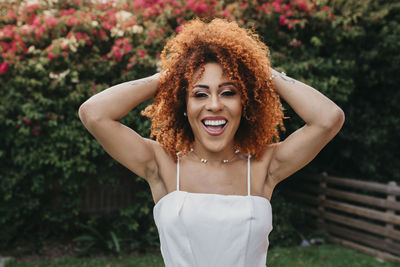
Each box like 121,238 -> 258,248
206,94 -> 224,112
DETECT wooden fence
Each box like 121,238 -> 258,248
80,176 -> 136,214
288,173 -> 400,262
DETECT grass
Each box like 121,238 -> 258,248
5,244 -> 398,267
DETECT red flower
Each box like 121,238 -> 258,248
279,15 -> 287,25
187,0 -> 210,14
48,52 -> 55,61
0,62 -> 8,75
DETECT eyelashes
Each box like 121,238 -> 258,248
194,92 -> 208,98
221,91 -> 236,96
193,90 -> 237,98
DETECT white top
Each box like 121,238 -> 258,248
153,155 -> 273,267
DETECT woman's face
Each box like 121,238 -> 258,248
186,62 -> 242,154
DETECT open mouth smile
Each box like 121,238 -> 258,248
201,117 -> 228,136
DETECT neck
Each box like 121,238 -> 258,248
191,142 -> 238,163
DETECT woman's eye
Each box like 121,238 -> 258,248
194,92 -> 208,98
221,91 -> 236,96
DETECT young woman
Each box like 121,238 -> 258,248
79,18 -> 344,267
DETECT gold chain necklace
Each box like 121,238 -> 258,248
190,148 -> 240,163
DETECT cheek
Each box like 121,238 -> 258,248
186,102 -> 200,127
233,101 -> 242,119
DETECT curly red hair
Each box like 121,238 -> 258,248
142,18 -> 284,161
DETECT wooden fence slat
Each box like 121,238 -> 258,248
290,192 -> 400,225
323,199 -> 400,225
318,178 -> 327,226
385,182 -> 397,257
290,174 -> 400,262
321,223 -> 400,255
322,210 -> 400,241
302,174 -> 400,196
294,195 -> 400,240
331,237 -> 400,262
295,184 -> 400,211
325,188 -> 400,211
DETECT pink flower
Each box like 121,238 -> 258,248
222,9 -> 231,18
60,8 -> 76,16
137,49 -> 146,58
8,10 -> 16,20
45,17 -> 58,27
76,32 -> 83,40
31,16 -> 41,27
0,62 -> 8,75
67,17 -> 80,27
25,119 -> 31,126
35,26 -> 46,37
26,4 -> 39,13
149,30 -> 157,38
273,1 -> 281,12
187,0 -> 209,14
279,15 -> 287,25
48,52 -> 55,61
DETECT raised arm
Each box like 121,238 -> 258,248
267,69 -> 345,185
78,73 -> 161,180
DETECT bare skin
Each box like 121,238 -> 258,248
79,64 -> 344,204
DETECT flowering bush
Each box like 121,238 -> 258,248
1,0 -> 398,251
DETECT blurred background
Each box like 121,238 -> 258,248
0,0 -> 399,264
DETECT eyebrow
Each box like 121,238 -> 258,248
193,82 -> 236,89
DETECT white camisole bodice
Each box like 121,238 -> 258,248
153,155 -> 273,267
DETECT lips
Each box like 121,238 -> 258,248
201,116 -> 228,136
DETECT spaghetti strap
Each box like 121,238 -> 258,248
176,154 -> 180,191
247,155 -> 251,196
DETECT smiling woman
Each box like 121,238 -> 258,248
142,19 -> 285,161
78,18 -> 344,267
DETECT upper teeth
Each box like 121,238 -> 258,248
204,120 -> 226,126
